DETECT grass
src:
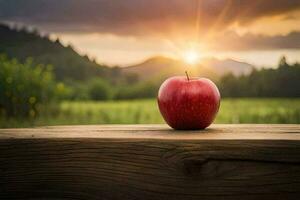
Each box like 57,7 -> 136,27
1,98 -> 300,128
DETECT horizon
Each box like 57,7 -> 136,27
1,0 -> 300,67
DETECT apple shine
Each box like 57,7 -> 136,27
158,76 -> 220,130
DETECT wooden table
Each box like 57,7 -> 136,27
0,124 -> 300,200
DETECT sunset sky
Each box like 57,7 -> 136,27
1,0 -> 300,67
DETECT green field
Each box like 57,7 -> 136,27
1,98 -> 300,128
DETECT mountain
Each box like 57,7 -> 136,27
0,24 -> 254,83
123,56 -> 217,81
200,57 -> 254,77
123,56 -> 254,81
124,56 -> 187,79
0,24 -> 111,81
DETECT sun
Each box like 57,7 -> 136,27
183,50 -> 199,65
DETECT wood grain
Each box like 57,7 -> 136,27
0,124 -> 300,200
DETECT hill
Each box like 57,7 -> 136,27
0,24 -> 111,81
123,56 -> 254,81
201,57 -> 254,76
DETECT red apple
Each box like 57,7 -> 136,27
157,75 -> 220,130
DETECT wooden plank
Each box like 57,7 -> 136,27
0,124 -> 300,200
1,124 -> 300,139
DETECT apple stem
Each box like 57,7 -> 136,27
185,71 -> 190,81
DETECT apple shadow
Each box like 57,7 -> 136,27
161,127 -> 220,134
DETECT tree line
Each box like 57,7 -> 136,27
218,57 -> 300,98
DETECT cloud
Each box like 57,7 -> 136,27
0,0 -> 300,36
1,0 -> 300,51
208,31 -> 300,51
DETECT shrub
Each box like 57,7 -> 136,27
0,55 -> 61,118
114,81 -> 158,100
63,80 -> 90,100
88,78 -> 112,100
